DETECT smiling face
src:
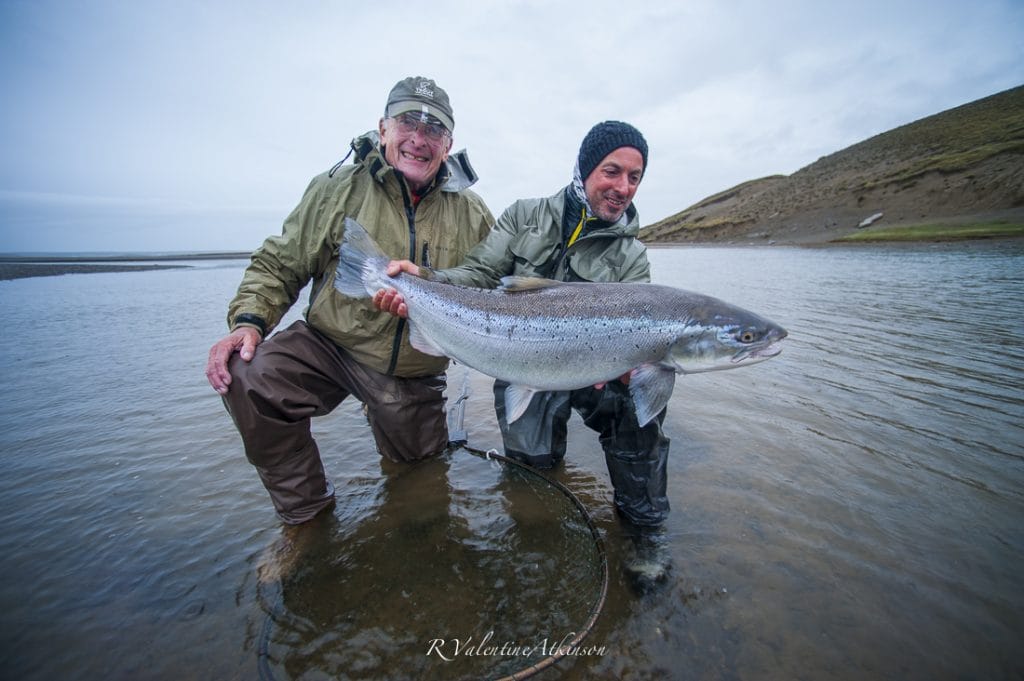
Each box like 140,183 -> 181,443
583,146 -> 644,222
379,115 -> 452,193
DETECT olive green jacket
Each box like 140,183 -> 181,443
227,132 -> 493,377
432,188 -> 650,288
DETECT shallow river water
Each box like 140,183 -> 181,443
1,241 -> 1022,680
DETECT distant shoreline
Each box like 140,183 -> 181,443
0,252 -> 251,264
0,263 -> 193,281
0,252 -> 253,281
5,234 -> 1021,281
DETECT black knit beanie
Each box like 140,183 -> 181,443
577,121 -> 648,181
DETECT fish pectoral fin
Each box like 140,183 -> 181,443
407,323 -> 447,357
504,384 -> 540,424
499,276 -> 562,292
628,364 -> 677,427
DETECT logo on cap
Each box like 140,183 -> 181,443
414,80 -> 434,99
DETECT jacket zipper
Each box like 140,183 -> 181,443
385,191 -> 418,375
550,228 -> 618,282
547,207 -> 594,281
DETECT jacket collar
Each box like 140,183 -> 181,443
559,184 -> 640,239
341,131 -> 480,193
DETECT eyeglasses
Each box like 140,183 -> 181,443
392,112 -> 451,142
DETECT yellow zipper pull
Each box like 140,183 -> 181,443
567,207 -> 587,247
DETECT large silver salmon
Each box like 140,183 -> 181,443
334,218 -> 787,427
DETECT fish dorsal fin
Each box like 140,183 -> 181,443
504,384 -> 540,423
499,276 -> 563,292
629,363 -> 678,427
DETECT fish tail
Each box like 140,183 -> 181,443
334,217 -> 389,298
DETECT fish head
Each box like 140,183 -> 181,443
668,306 -> 788,374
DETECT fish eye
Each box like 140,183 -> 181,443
739,329 -> 757,343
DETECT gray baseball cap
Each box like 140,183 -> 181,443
384,76 -> 454,132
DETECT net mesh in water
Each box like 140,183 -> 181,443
256,445 -> 608,681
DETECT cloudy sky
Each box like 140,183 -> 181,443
1,0 -> 1021,253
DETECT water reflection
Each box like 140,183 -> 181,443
256,450 -> 607,680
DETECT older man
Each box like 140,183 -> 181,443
376,121 -> 672,589
206,76 -> 493,526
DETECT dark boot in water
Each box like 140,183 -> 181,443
623,526 -> 671,594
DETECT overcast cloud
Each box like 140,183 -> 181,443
1,0 -> 1021,252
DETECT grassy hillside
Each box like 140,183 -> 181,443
642,85 -> 1024,244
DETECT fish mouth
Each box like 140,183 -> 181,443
732,339 -> 785,363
